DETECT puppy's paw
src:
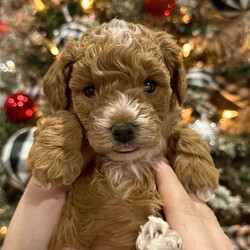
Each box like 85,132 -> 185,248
136,216 -> 183,250
30,146 -> 84,188
178,163 -> 219,201
171,127 -> 219,197
27,110 -> 84,188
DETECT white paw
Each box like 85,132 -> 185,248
136,216 -> 183,250
196,189 -> 215,202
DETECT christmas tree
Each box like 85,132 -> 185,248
0,0 -> 249,248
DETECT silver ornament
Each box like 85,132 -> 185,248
1,127 -> 36,190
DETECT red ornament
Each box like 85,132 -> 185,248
0,21 -> 8,33
143,0 -> 176,17
4,93 -> 35,123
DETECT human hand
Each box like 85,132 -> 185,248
2,143 -> 94,250
155,156 -> 233,250
2,176 -> 67,250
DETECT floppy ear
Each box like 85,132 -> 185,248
155,32 -> 187,104
43,39 -> 78,111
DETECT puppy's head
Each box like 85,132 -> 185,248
43,19 -> 186,161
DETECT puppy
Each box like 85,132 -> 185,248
27,19 -> 219,249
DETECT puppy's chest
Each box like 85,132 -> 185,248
53,161 -> 163,249
67,159 -> 162,218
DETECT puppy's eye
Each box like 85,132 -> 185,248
84,86 -> 96,98
144,80 -> 157,93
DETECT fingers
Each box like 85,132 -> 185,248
155,156 -> 233,250
26,176 -> 68,200
189,194 -> 233,249
156,165 -> 217,227
155,156 -> 217,249
3,177 -> 67,250
155,156 -> 193,215
189,194 -> 219,224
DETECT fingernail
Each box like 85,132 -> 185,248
155,155 -> 169,165
154,157 -> 171,171
32,177 -> 43,188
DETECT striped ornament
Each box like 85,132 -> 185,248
54,22 -> 87,50
186,67 -> 219,90
1,127 -> 36,190
211,0 -> 250,17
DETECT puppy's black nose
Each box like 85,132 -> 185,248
111,123 -> 135,143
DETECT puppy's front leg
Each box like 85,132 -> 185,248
27,110 -> 85,188
168,127 -> 219,201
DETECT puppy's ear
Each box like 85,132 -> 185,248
155,32 -> 187,104
43,39 -> 78,111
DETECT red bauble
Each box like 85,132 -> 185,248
4,93 -> 35,123
143,0 -> 176,17
0,21 -> 8,33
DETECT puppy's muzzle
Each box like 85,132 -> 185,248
111,123 -> 135,143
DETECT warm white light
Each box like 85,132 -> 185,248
81,0 -> 94,10
182,43 -> 192,57
180,6 -> 188,14
0,226 -> 7,235
33,0 -> 45,11
196,61 -> 203,68
222,110 -> 238,119
6,60 -> 14,67
182,15 -> 191,24
182,107 -> 193,123
50,45 -> 59,56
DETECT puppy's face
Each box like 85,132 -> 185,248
71,23 -> 174,161
71,74 -> 171,161
43,20 -> 186,162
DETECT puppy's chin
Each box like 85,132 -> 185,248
107,144 -> 163,162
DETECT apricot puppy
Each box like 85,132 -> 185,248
27,19 -> 219,249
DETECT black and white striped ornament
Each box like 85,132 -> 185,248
186,67 -> 219,90
1,127 -> 36,190
211,0 -> 250,17
54,22 -> 87,50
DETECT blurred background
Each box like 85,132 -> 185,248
0,0 -> 249,248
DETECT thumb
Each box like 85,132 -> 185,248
155,156 -> 191,214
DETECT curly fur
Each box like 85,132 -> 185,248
27,19 -> 219,249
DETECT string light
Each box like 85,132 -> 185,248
182,15 -> 191,24
222,110 -> 238,119
0,226 -> 7,236
81,0 -> 94,11
50,0 -> 61,5
0,60 -> 16,73
172,16 -> 179,23
180,6 -> 188,14
220,110 -> 238,130
182,42 -> 193,57
33,0 -> 45,11
182,107 -> 193,123
50,44 -> 60,56
196,61 -> 204,68
0,208 -> 4,215
36,111 -> 43,117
